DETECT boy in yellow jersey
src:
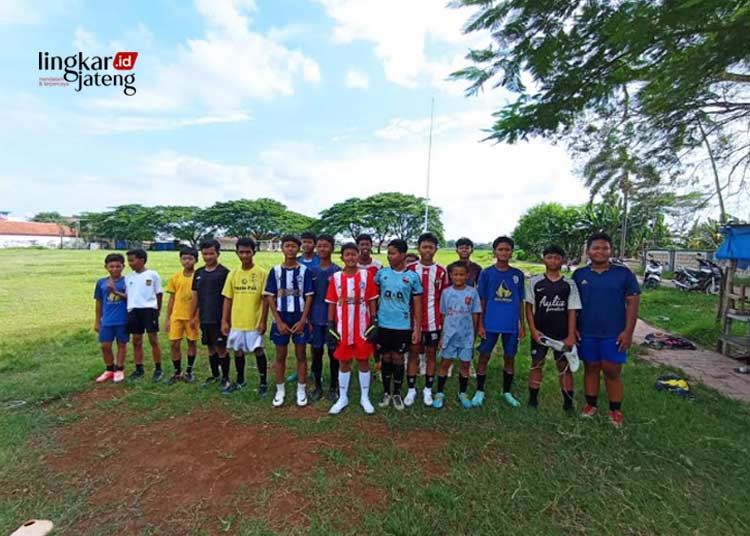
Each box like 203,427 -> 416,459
165,247 -> 199,384
221,238 -> 270,396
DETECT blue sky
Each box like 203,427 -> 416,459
0,0 -> 591,241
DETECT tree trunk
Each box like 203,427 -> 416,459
620,175 -> 629,258
697,116 -> 727,223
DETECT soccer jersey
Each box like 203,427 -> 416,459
192,264 -> 230,324
222,265 -> 268,331
94,277 -> 128,326
125,269 -> 162,311
447,260 -> 483,287
374,268 -> 423,330
264,264 -> 314,314
573,264 -> 641,338
325,269 -> 379,345
311,263 -> 341,326
525,274 -> 581,339
478,265 -> 525,333
358,258 -> 382,279
298,255 -> 320,269
166,270 -> 195,320
440,285 -> 482,349
408,262 -> 449,331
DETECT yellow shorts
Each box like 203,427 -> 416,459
169,319 -> 198,341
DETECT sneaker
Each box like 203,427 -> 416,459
310,386 -> 324,402
423,387 -> 433,406
609,410 -> 624,428
503,392 -> 521,408
327,387 -> 339,402
183,371 -> 195,383
378,393 -> 391,408
360,397 -> 375,415
258,383 -> 268,397
96,371 -> 114,383
201,376 -> 220,388
296,385 -> 308,407
220,378 -> 231,390
432,392 -> 445,409
272,387 -> 285,407
113,370 -> 125,383
129,368 -> 145,381
581,404 -> 598,418
404,388 -> 417,407
391,394 -> 405,411
471,391 -> 485,407
329,396 -> 348,415
167,373 -> 183,385
222,382 -> 246,395
458,393 -> 472,409
152,369 -> 164,383
286,372 -> 298,383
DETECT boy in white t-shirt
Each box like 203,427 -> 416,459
125,248 -> 164,382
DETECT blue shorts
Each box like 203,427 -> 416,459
99,324 -> 129,344
578,337 -> 627,364
310,323 -> 335,351
441,344 -> 473,362
270,312 -> 310,346
477,332 -> 518,357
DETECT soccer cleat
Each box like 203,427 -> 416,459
503,392 -> 521,407
183,371 -> 195,383
458,393 -> 472,409
220,378 -> 231,390
391,394 -> 405,411
128,368 -> 145,381
360,397 -> 375,415
167,373 -> 183,385
272,386 -> 285,407
286,372 -> 298,383
378,393 -> 391,408
96,371 -> 114,383
432,392 -> 445,409
310,386 -> 324,402
113,370 -> 125,383
201,376 -> 220,388
258,383 -> 268,397
471,391 -> 485,407
152,369 -> 164,383
327,386 -> 339,402
296,385 -> 308,407
329,396 -> 349,415
222,382 -> 246,395
423,387 -> 433,406
609,410 -> 624,428
403,388 -> 417,407
581,404 -> 598,418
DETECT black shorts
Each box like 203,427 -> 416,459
127,308 -> 159,334
201,323 -> 227,348
414,330 -> 441,348
530,341 -> 564,362
376,328 -> 411,354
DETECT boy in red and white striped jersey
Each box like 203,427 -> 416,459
405,232 -> 450,407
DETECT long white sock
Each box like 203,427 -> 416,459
276,383 -> 284,394
359,370 -> 370,399
339,371 -> 350,400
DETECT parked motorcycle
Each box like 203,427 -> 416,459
643,255 -> 663,289
673,253 -> 722,295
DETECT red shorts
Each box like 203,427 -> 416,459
334,339 -> 374,361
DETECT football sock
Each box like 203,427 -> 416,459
528,388 -> 539,407
235,353 -> 246,384
393,363 -> 405,395
562,390 -> 574,409
154,362 -> 162,372
209,353 -> 220,377
186,354 -> 196,372
256,351 -> 268,385
407,375 -> 416,389
425,375 -> 434,389
359,370 -> 370,399
609,401 -> 622,411
437,375 -> 447,393
106,364 -> 115,372
311,347 -> 323,388
338,371 -> 350,400
381,360 -> 393,394
328,349 -> 339,389
502,371 -> 514,393
476,373 -> 486,392
219,355 -> 230,381
172,359 -> 181,373
459,375 -> 468,394
586,395 -> 598,407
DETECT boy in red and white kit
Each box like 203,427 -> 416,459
326,243 -> 379,415
405,232 -> 450,407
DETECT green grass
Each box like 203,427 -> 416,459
1,249 -> 750,535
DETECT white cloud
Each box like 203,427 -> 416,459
344,68 -> 369,89
73,27 -> 99,52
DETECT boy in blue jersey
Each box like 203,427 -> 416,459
474,236 -> 526,407
309,234 -> 341,402
264,234 -> 315,407
298,231 -> 320,269
374,239 -> 423,410
93,253 -> 129,383
573,233 -> 640,428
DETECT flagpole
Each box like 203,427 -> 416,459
423,97 -> 434,233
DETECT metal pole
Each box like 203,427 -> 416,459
423,97 -> 435,233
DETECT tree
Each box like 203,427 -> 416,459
153,206 -> 217,247
81,204 -> 161,243
31,211 -> 67,224
318,198 -> 367,239
366,192 -> 444,248
512,203 -> 586,261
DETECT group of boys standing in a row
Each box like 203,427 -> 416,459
94,230 -> 640,427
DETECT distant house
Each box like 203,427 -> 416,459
0,220 -> 78,248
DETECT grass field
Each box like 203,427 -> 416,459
1,249 -> 749,535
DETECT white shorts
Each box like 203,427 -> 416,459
227,330 -> 264,352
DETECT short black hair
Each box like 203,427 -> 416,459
492,236 -> 514,250
418,232 -> 439,247
405,253 -> 419,262
199,239 -> 221,252
586,232 -> 612,250
455,237 -> 474,249
317,234 -> 335,247
281,234 -> 301,247
104,253 -> 125,265
179,246 -> 199,260
340,242 -> 359,255
388,239 -> 408,253
543,245 -> 565,258
449,260 -> 469,273
236,237 -> 256,251
126,248 -> 147,261
301,231 -> 316,241
356,233 -> 373,245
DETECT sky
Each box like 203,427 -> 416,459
0,0 -> 592,241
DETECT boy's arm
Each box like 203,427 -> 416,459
258,297 -> 269,335
518,299 -> 526,339
190,291 -> 199,329
292,295 -> 314,333
478,297 -> 487,338
564,310 -> 577,349
157,292 -> 163,314
525,302 -> 540,343
618,294 -> 640,351
266,295 -> 289,334
411,294 -> 423,344
221,297 -> 232,336
94,299 -> 102,332
472,312 -> 480,336
165,294 -> 175,331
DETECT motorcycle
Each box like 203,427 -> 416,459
673,253 -> 722,295
643,255 -> 663,289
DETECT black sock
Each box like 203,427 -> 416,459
502,371 -> 513,393
476,373 -> 486,392
135,363 -> 144,372
382,361 -> 393,394
425,375 -> 434,389
609,401 -> 622,411
311,347 -> 323,388
437,375 -> 447,393
116,365 -> 124,371
255,351 -> 268,385
328,349 -> 339,389
562,390 -> 574,409
235,353 -> 246,384
172,359 -> 181,373
585,395 -> 598,407
219,355 -> 230,381
106,364 -> 115,372
407,375 -> 416,389
459,375 -> 468,394
529,388 -> 539,407
209,353 -> 220,378
155,362 -> 162,372
393,363 -> 405,395
186,354 -> 196,372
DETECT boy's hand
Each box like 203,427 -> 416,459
326,321 -> 341,346
165,318 -> 171,333
531,329 -> 543,344
278,321 -> 291,335
291,321 -> 305,334
563,335 -> 577,351
617,331 -> 633,352
364,316 -> 378,342
190,318 -> 197,332
519,326 -> 526,340
257,319 -> 267,336
478,326 -> 486,339
106,279 -> 115,292
94,320 -> 101,332
221,320 -> 230,337
411,328 -> 422,345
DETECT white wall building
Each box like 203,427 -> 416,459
0,221 -> 79,248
